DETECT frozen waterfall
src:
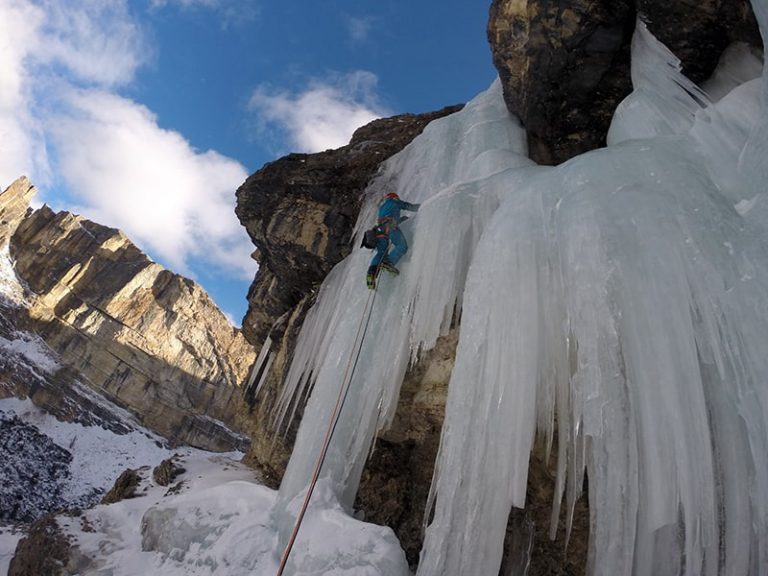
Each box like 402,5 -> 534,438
271,7 -> 768,576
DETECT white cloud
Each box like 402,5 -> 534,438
149,0 -> 260,28
33,0 -> 148,87
150,0 -> 222,8
0,0 -> 145,189
0,0 -> 256,283
249,71 -> 389,153
49,89 -> 254,278
347,16 -> 374,42
0,0 -> 47,189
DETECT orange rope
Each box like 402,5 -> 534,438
275,286 -> 378,575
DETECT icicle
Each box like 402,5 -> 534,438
608,20 -> 710,145
245,335 -> 272,397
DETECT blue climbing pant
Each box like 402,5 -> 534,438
371,227 -> 408,267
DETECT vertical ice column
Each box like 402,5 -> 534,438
273,80 -> 530,544
418,134 -> 768,576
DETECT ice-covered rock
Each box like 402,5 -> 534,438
271,9 -> 768,576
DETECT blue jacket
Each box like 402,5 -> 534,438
377,198 -> 419,228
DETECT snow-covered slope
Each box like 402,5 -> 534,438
1,397 -> 409,576
0,395 -> 197,574
1,245 -> 408,576
52,460 -> 406,576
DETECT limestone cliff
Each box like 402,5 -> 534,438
235,106 -> 463,347
487,0 -> 762,164
1,178 -> 255,452
234,106 -> 463,478
0,177 -> 35,249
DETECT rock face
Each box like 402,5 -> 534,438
235,106 -> 463,347
1,178 -> 255,452
234,107 -> 463,475
7,516 -> 71,576
487,0 -> 762,164
488,0 -> 635,165
0,177 -> 35,248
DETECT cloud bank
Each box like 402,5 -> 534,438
51,89 -> 252,277
0,0 -> 254,281
249,71 -> 390,153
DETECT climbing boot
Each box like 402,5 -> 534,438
380,259 -> 399,276
366,266 -> 378,290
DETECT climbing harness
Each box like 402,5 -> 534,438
275,283 -> 380,576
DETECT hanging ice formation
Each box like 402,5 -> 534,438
271,5 -> 768,576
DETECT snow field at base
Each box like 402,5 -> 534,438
0,396 -> 409,576
57,458 -> 408,576
271,8 -> 768,576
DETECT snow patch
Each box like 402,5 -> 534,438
0,331 -> 60,375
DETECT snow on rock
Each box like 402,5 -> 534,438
53,456 -> 408,576
0,331 -> 61,376
0,245 -> 27,306
0,398 -> 180,527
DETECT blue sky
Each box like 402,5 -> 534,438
0,0 -> 496,325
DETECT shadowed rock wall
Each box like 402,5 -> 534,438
234,106 -> 463,476
487,0 -> 762,164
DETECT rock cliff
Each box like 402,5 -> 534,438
235,106 -> 463,347
0,177 -> 35,249
487,0 -> 762,164
1,178 -> 255,452
234,106 -> 463,478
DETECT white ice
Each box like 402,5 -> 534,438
273,78 -> 532,525
268,5 -> 768,576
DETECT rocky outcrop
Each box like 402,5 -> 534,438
487,0 -> 762,164
488,0 -> 635,165
100,469 -> 142,504
1,180 -> 255,452
234,107 -> 463,476
152,456 -> 185,487
7,516 -> 71,576
235,106 -> 463,347
0,177 -> 35,248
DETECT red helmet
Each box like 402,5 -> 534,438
384,192 -> 399,200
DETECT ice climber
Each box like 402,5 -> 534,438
366,191 -> 420,289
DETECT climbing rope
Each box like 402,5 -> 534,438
275,284 -> 379,576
